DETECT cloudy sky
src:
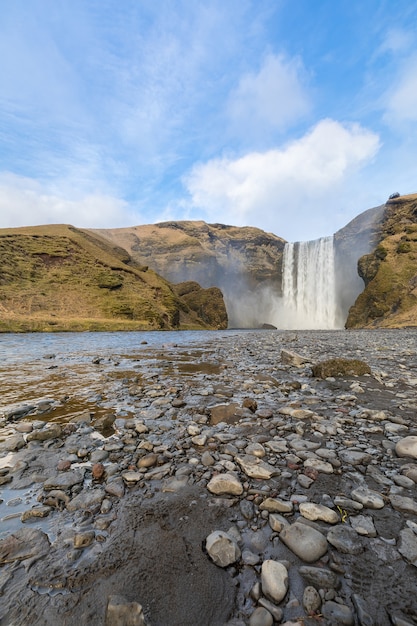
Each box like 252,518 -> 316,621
0,0 -> 416,241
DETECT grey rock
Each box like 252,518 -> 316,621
43,470 -> 84,491
351,487 -> 385,509
67,488 -> 105,512
299,566 -> 340,589
390,495 -> 417,515
322,600 -> 354,625
398,528 -> 417,566
206,530 -> 241,567
350,515 -> 377,537
235,454 -> 278,480
249,607 -> 273,626
279,522 -> 328,562
327,524 -> 364,555
303,586 -> 321,613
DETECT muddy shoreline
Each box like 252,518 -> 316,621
1,329 -> 417,625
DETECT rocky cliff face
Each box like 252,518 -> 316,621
0,225 -> 227,332
346,194 -> 417,328
92,221 -> 285,327
334,204 -> 386,324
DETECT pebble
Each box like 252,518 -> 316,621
206,530 -> 241,567
299,502 -> 340,524
279,522 -> 328,562
351,487 -> 385,509
395,436 -> 417,459
207,473 -> 243,496
261,560 -> 288,603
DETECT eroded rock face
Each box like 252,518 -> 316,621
91,221 -> 286,328
346,194 -> 417,328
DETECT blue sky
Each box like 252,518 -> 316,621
0,0 -> 416,241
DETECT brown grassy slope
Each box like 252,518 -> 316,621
0,224 -> 224,332
346,194 -> 417,328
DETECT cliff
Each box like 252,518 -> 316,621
0,225 -> 227,332
91,221 -> 285,327
346,194 -> 417,328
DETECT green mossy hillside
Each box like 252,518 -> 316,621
346,195 -> 417,328
0,225 -> 226,332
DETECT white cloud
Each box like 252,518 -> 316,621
183,119 -> 380,239
0,173 -> 136,229
226,53 -> 310,143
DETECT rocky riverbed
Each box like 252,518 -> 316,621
0,329 -> 417,625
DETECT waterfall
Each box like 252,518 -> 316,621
281,236 -> 337,329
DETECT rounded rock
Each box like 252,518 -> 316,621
207,473 -> 243,496
249,607 -> 273,626
299,502 -> 339,524
279,522 -> 328,563
206,530 -> 241,567
396,436 -> 417,460
261,560 -> 288,604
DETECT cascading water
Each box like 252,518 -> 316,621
281,236 -> 338,329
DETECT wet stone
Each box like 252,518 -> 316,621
249,607 -> 273,626
43,471 -> 84,491
321,600 -> 354,625
351,487 -> 385,509
327,524 -> 364,555
299,566 -> 340,589
279,522 -> 328,563
299,502 -> 339,524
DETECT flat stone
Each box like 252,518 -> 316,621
0,528 -> 50,565
207,473 -> 243,496
122,471 -> 142,483
398,528 -> 417,567
105,478 -> 125,498
350,515 -> 377,537
299,502 -> 339,524
261,560 -> 289,603
390,495 -> 417,515
21,506 -> 51,522
249,607 -> 273,626
137,453 -> 158,468
322,601 -> 354,625
67,488 -> 105,512
26,423 -> 62,442
338,450 -> 372,466
4,434 -> 26,452
303,458 -> 334,474
395,436 -> 417,459
334,496 -> 363,512
43,471 -> 84,491
279,522 -> 328,563
206,530 -> 241,567
281,349 -> 309,367
269,514 -> 290,532
235,454 -> 278,480
299,566 -> 340,589
351,487 -> 385,509
74,531 -> 95,549
260,498 -> 293,514
327,524 -> 364,555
